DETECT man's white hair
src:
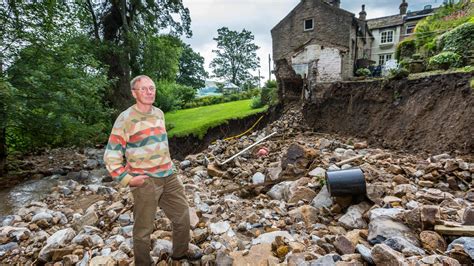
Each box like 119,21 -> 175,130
130,75 -> 153,90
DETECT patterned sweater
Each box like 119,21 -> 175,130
104,105 -> 174,186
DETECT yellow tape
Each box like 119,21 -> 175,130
211,114 -> 265,144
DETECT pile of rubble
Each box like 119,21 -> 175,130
1,106 -> 473,265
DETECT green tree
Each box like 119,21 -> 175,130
76,0 -> 192,110
141,35 -> 183,82
0,79 -> 12,176
177,43 -> 208,89
210,27 -> 260,86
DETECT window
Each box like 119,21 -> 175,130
378,53 -> 393,65
406,25 -> 416,35
304,18 -> 314,31
380,30 -> 394,44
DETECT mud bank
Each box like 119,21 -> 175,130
303,72 -> 474,154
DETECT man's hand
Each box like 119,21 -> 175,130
129,175 -> 150,187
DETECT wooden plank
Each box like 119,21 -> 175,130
434,225 -> 474,236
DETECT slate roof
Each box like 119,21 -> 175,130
367,14 -> 404,30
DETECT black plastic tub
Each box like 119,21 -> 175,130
326,168 -> 366,197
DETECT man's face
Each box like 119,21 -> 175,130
131,77 -> 156,106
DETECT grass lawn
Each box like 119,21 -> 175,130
165,99 -> 268,139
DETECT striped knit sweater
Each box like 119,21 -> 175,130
104,105 -> 174,186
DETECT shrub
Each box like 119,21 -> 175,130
388,68 -> 409,80
428,51 -> 462,70
355,68 -> 371,77
395,39 -> 416,60
412,53 -> 422,60
251,96 -> 265,109
261,86 -> 278,106
438,22 -> 474,58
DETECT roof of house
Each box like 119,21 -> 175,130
367,14 -> 404,29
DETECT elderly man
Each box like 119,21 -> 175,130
104,75 -> 201,264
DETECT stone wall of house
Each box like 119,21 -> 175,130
271,0 -> 354,81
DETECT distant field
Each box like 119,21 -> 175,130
165,99 -> 267,139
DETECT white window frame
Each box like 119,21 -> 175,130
380,30 -> 394,44
406,25 -> 416,35
378,53 -> 393,65
304,18 -> 314,31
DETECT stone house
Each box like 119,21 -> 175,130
271,0 -> 372,84
271,0 -> 372,98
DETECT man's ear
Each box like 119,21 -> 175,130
131,90 -> 137,99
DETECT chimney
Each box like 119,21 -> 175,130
400,0 -> 408,15
324,0 -> 340,8
359,4 -> 367,20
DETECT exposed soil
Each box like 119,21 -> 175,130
303,72 -> 474,155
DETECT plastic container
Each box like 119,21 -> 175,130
325,168 -> 366,197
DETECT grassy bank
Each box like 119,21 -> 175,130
165,99 -> 268,139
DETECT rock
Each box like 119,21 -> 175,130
215,251 -> 234,265
189,208 -> 199,228
384,236 -> 425,256
1,215 -> 21,227
356,244 -> 374,264
89,256 -> 116,266
118,214 -> 132,226
309,167 -> 326,178
447,237 -> 474,260
311,254 -> 342,265
267,181 -> 291,200
418,180 -> 434,187
73,211 -> 98,231
368,217 -> 419,246
252,172 -> 265,184
420,231 -> 446,252
38,228 -> 76,261
31,212 -> 53,223
267,165 -> 282,181
388,165 -> 404,175
152,239 -> 172,257
230,243 -> 279,266
371,244 -> 407,265
288,205 -> 318,226
311,185 -> 333,209
281,143 -> 317,171
368,208 -> 405,220
0,242 -> 19,256
394,184 -> 417,197
180,160 -> 191,169
414,255 -> 461,266
63,254 -> 80,265
334,235 -> 355,255
288,187 -> 316,203
354,141 -> 368,149
288,241 -> 306,253
209,221 -> 230,235
416,188 -> 454,203
207,163 -> 226,177
463,206 -> 474,225
1,226 -> 32,241
72,233 -> 104,247
338,202 -> 371,229
51,247 -> 75,261
366,183 -> 386,205
392,175 -> 409,185
420,205 -> 440,230
431,153 -> 450,162
252,231 -> 294,245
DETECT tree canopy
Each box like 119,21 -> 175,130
210,27 -> 260,86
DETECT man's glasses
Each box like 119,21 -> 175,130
133,86 -> 156,92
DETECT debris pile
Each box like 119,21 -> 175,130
1,106 -> 473,265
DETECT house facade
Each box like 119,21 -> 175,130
367,0 -> 436,66
271,0 -> 436,86
271,0 -> 372,84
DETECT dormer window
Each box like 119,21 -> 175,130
304,18 -> 314,31
380,30 -> 394,44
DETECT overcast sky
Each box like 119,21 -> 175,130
181,0 -> 444,83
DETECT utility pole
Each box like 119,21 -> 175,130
268,54 -> 272,82
258,69 -> 261,88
